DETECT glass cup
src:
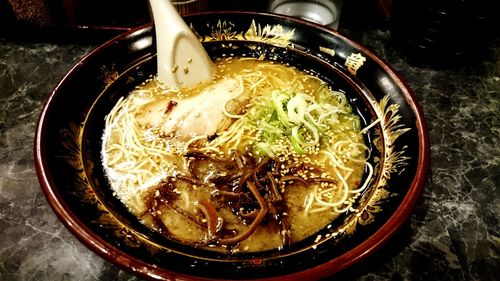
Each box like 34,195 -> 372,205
171,0 -> 208,15
268,0 -> 343,29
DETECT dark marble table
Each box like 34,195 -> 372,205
0,27 -> 498,281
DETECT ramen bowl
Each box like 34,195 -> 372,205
35,12 -> 429,280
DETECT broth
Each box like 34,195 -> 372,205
101,57 -> 371,252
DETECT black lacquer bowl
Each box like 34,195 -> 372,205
35,12 -> 429,280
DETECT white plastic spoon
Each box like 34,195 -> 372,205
148,0 -> 214,88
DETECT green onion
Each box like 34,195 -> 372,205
271,91 -> 291,127
290,133 -> 306,154
244,87 -> 359,157
255,142 -> 275,158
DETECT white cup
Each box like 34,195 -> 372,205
268,0 -> 343,29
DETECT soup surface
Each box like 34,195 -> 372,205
101,57 -> 371,252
